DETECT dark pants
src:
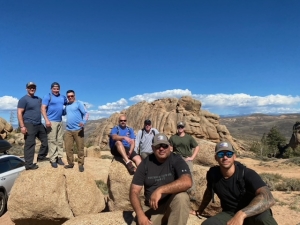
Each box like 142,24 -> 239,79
202,209 -> 277,225
24,123 -> 48,169
110,145 -> 138,160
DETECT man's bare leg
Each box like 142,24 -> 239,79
132,155 -> 142,167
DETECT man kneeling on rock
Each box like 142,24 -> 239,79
130,133 -> 192,225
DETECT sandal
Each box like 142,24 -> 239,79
126,161 -> 136,175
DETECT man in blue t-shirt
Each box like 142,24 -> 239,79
41,82 -> 67,168
63,90 -> 89,172
110,115 -> 141,174
17,82 -> 48,170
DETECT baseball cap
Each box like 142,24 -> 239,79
152,133 -> 170,146
215,141 -> 235,153
51,82 -> 60,88
144,119 -> 151,125
26,82 -> 36,88
177,121 -> 185,127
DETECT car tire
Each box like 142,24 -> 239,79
0,191 -> 7,217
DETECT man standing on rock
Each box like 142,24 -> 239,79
130,133 -> 192,225
134,119 -> 159,159
109,115 -> 141,174
63,90 -> 89,172
169,121 -> 199,197
17,82 -> 48,170
193,141 -> 278,225
41,82 -> 67,168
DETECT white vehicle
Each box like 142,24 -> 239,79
0,140 -> 25,216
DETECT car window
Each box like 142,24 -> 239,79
9,157 -> 25,169
0,159 -> 11,174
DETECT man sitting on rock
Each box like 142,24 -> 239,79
130,133 -> 192,225
109,115 -> 141,174
192,141 -> 278,225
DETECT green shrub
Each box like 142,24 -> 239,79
95,180 -> 108,195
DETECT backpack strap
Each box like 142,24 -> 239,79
235,162 -> 246,197
140,128 -> 156,140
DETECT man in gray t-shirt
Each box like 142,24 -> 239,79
134,119 -> 159,159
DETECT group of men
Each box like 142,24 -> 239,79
109,115 -> 278,225
17,81 -> 88,172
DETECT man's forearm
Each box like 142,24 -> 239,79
191,146 -> 200,159
130,190 -> 144,217
158,174 -> 192,194
197,188 -> 212,213
241,186 -> 276,218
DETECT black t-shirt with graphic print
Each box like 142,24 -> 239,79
132,153 -> 191,206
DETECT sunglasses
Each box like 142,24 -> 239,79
119,120 -> 127,122
216,151 -> 234,159
27,87 -> 36,90
177,125 -> 184,129
67,95 -> 74,98
154,144 -> 169,149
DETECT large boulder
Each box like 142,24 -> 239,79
107,158 -> 138,211
194,139 -> 218,167
87,96 -> 240,153
8,167 -> 105,225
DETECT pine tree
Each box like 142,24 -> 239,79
266,126 -> 286,154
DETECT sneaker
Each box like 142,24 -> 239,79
64,164 -> 74,169
79,165 -> 84,172
50,161 -> 58,168
26,164 -> 39,170
125,161 -> 136,175
56,158 -> 65,166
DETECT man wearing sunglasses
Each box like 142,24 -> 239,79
110,115 -> 142,174
41,82 -> 67,168
193,141 -> 278,225
17,82 -> 48,170
63,90 -> 89,172
130,133 -> 192,225
169,121 -> 199,197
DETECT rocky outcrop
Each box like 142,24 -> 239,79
8,167 -> 105,225
87,96 -> 239,151
0,117 -> 13,139
107,158 -> 142,211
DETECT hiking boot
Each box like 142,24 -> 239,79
56,157 -> 65,166
79,165 -> 84,172
64,164 -> 74,169
26,164 -> 39,170
125,161 -> 136,175
50,161 -> 58,168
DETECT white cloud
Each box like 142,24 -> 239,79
129,89 -> 192,102
1,91 -> 300,121
0,96 -> 19,110
98,98 -> 128,110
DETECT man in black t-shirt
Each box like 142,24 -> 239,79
193,141 -> 278,225
130,133 -> 192,225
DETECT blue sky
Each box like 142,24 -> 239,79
1,1 -> 300,123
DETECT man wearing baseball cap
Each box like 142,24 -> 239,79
134,119 -> 159,159
130,133 -> 192,225
17,82 -> 48,170
193,141 -> 278,225
41,82 -> 67,168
